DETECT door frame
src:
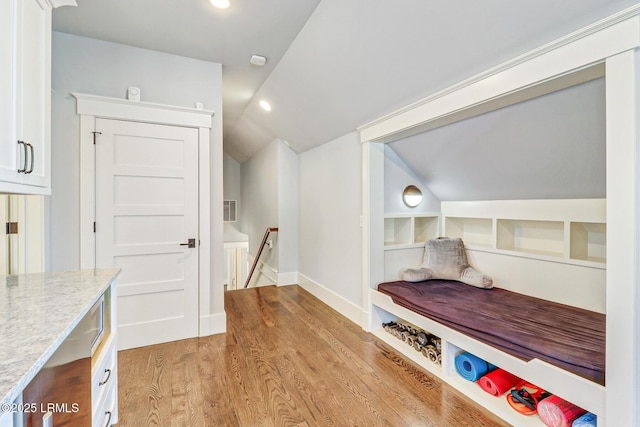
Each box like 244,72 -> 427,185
73,92 -> 219,336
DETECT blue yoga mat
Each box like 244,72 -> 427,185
572,412 -> 596,427
454,352 -> 496,381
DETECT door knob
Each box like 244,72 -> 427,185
179,238 -> 196,248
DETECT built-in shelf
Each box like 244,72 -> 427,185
570,222 -> 606,263
379,200 -> 607,424
445,217 -> 493,248
414,216 -> 439,243
445,341 -> 550,427
384,216 -> 412,246
384,214 -> 439,249
497,219 -> 564,258
440,202 -> 606,268
370,289 -> 603,426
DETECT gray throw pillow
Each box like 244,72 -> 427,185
402,237 -> 493,289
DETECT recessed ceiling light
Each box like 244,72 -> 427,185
209,0 -> 229,9
259,100 -> 272,111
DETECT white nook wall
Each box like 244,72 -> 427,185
384,145 -> 440,214
389,78 -> 606,202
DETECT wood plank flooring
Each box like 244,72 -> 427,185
117,285 -> 509,426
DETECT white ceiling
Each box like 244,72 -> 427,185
54,0 -> 637,163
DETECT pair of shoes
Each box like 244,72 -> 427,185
506,381 -> 551,416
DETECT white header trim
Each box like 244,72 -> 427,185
358,5 -> 640,143
72,93 -> 214,129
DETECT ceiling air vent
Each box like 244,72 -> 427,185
224,200 -> 237,222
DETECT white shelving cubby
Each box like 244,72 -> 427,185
570,222 -> 606,263
496,219 -> 565,258
444,217 -> 494,248
384,216 -> 412,246
369,289 -> 603,427
441,199 -> 606,269
414,215 -> 440,243
383,213 -> 440,250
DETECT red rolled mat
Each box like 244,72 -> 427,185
537,395 -> 587,427
477,368 -> 522,396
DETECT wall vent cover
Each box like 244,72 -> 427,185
224,200 -> 237,222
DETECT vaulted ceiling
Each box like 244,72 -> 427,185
54,0 -> 637,163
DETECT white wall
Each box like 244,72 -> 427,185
223,153 -> 242,208
298,131 -> 362,315
240,138 -> 299,285
50,31 -> 223,272
277,141 -> 299,284
223,152 -> 242,253
385,145 -> 440,214
240,139 -> 280,274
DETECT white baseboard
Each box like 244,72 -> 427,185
278,271 -> 298,286
118,318 -> 198,351
297,273 -> 364,327
200,311 -> 227,336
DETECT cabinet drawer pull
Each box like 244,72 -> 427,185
26,142 -> 34,174
103,410 -> 112,427
17,140 -> 27,173
99,368 -> 112,386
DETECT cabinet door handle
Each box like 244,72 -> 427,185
99,368 -> 112,386
17,140 -> 27,173
25,142 -> 34,174
103,410 -> 112,427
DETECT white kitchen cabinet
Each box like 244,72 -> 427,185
90,283 -> 118,426
12,272 -> 118,427
0,0 -> 54,194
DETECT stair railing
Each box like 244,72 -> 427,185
244,227 -> 278,288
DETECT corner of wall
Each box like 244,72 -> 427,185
200,311 -> 227,336
277,139 -> 299,276
277,271 -> 299,286
297,273 -> 365,328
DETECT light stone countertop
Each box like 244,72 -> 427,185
0,269 -> 120,407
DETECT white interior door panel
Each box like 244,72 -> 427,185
95,118 -> 199,350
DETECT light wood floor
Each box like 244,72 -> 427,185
117,285 -> 509,426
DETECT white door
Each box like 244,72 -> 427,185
95,118 -> 199,350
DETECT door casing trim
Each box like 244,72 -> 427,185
74,93 -> 218,337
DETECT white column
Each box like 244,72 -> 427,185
361,141 -> 385,330
605,48 -> 640,427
